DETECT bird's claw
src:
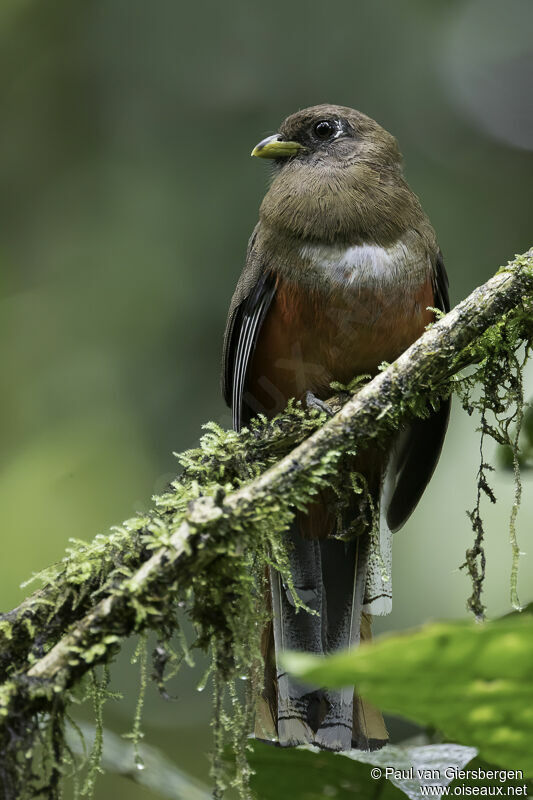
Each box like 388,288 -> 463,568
305,391 -> 335,417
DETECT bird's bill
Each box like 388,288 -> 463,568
251,134 -> 304,159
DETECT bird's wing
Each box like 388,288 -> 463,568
386,250 -> 451,532
222,229 -> 277,431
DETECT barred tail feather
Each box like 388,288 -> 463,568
270,525 -> 381,750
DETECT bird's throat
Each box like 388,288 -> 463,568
260,160 -> 423,244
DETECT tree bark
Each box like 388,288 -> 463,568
1,248 -> 532,727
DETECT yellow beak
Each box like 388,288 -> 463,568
251,134 -> 305,159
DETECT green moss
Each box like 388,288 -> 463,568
80,670 -> 107,796
0,253 -> 532,798
452,291 -> 531,616
0,620 -> 12,642
125,635 -> 148,772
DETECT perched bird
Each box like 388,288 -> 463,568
222,105 -> 449,752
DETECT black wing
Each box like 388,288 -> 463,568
386,250 -> 451,532
222,271 -> 277,431
432,249 -> 450,315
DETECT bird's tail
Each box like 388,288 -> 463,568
257,522 -> 388,751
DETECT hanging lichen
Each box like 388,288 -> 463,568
0,251 -> 532,799
80,668 -> 109,796
453,291 -> 531,617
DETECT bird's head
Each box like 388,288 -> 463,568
252,104 -> 401,172
252,104 -> 422,244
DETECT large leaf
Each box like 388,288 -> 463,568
284,613 -> 533,776
247,740 -> 478,800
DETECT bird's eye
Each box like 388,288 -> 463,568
313,120 -> 336,140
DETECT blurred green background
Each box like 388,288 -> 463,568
0,0 -> 532,797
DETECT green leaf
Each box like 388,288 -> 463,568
247,740 -> 477,800
284,612 -> 533,776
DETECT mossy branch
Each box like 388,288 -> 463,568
1,249 -> 532,799
3,248 -> 533,701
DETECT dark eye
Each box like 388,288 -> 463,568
313,119 -> 336,140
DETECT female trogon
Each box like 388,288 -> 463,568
222,105 -> 449,751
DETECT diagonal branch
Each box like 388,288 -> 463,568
1,249 -> 532,733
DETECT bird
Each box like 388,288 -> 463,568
221,104 -> 450,752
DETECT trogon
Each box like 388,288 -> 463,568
222,104 -> 449,751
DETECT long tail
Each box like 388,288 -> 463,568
269,525 -> 376,750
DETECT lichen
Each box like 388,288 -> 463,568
453,291 -> 531,617
125,635 -> 148,772
80,669 -> 108,796
0,253 -> 532,798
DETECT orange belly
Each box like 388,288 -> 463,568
247,274 -> 434,417
246,273 -> 434,540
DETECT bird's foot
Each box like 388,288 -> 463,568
304,391 -> 334,417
